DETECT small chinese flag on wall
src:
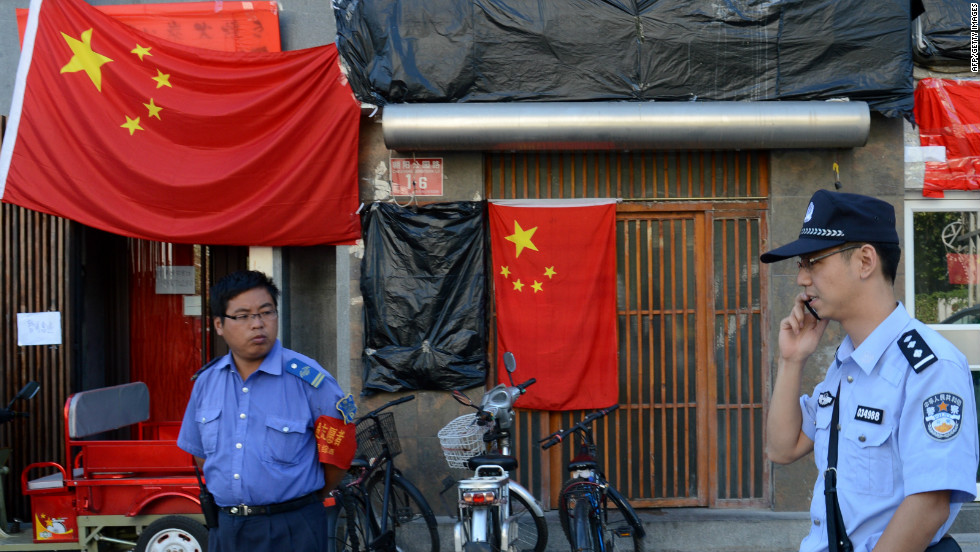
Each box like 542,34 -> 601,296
488,199 -> 618,411
1,0 -> 360,246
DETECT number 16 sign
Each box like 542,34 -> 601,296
390,158 -> 444,196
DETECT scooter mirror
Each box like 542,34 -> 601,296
6,381 -> 39,410
16,381 -> 40,402
452,389 -> 474,407
503,352 -> 516,374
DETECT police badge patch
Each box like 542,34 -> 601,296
818,391 -> 835,407
922,393 -> 964,441
336,394 -> 357,424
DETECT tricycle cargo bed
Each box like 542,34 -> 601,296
15,382 -> 204,551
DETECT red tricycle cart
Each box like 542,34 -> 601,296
4,382 -> 205,551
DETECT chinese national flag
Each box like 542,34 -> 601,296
0,0 -> 360,246
489,199 -> 618,411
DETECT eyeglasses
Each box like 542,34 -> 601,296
222,309 -> 278,323
796,245 -> 862,272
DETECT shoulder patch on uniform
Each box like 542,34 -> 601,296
191,357 -> 221,381
336,394 -> 357,424
818,391 -> 835,407
284,358 -> 328,388
899,329 -> 938,373
923,393 -> 964,441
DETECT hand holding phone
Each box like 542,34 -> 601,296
804,299 -> 820,321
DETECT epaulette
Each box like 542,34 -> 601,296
191,357 -> 222,381
284,357 -> 328,388
899,329 -> 938,373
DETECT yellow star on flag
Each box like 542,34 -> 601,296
500,266 -> 511,278
131,44 -> 152,61
144,98 -> 162,119
505,221 -> 538,258
121,115 -> 143,135
531,281 -> 543,293
60,29 -> 113,92
512,279 -> 524,292
544,266 -> 557,279
152,69 -> 172,88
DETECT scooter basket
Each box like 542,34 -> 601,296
355,412 -> 401,459
438,413 -> 488,469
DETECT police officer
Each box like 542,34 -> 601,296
178,270 -> 355,552
763,190 -> 979,552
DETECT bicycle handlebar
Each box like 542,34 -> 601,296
358,394 -> 415,422
540,404 -> 619,450
516,378 -> 536,392
0,409 -> 29,425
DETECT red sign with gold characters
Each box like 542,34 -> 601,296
390,157 -> 444,196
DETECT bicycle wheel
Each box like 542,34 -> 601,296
366,471 -> 439,552
558,478 -> 601,552
335,491 -> 369,552
507,486 -> 547,552
601,485 -> 644,552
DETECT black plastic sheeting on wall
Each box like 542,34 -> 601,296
360,201 -> 488,394
914,0 -> 973,64
334,0 -> 914,118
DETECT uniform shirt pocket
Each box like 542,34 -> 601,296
197,408 -> 221,455
263,415 -> 309,465
842,423 -> 894,496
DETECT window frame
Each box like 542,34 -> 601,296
903,197 -> 980,370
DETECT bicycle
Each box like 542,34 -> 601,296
540,405 -> 645,552
439,352 -> 547,552
333,395 -> 439,552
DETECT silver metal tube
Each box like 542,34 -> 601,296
382,101 -> 870,151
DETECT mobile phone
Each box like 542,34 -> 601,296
804,299 -> 820,321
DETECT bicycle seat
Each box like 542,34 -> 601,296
466,453 -> 518,472
568,453 -> 597,471
350,457 -> 371,469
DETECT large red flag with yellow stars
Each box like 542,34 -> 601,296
0,0 -> 360,246
489,199 -> 618,411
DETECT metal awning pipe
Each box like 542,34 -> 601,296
381,101 -> 870,151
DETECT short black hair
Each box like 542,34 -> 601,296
873,242 -> 901,284
841,242 -> 901,284
210,270 -> 279,319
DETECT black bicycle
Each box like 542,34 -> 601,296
540,405 -> 645,552
333,395 -> 439,552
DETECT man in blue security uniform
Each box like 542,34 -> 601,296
764,190 -> 979,552
178,270 -> 356,552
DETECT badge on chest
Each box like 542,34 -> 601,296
854,405 -> 884,424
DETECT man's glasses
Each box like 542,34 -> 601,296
222,310 -> 278,323
796,245 -> 861,272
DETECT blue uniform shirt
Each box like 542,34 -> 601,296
177,340 -> 346,507
799,304 -> 979,552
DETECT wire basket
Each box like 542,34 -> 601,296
438,413 -> 488,469
355,412 -> 401,460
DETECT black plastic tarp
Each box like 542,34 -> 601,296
360,201 -> 488,394
334,0 -> 914,118
914,0 -> 973,63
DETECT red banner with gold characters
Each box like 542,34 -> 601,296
489,199 -> 619,411
1,0 -> 360,246
315,415 -> 356,470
